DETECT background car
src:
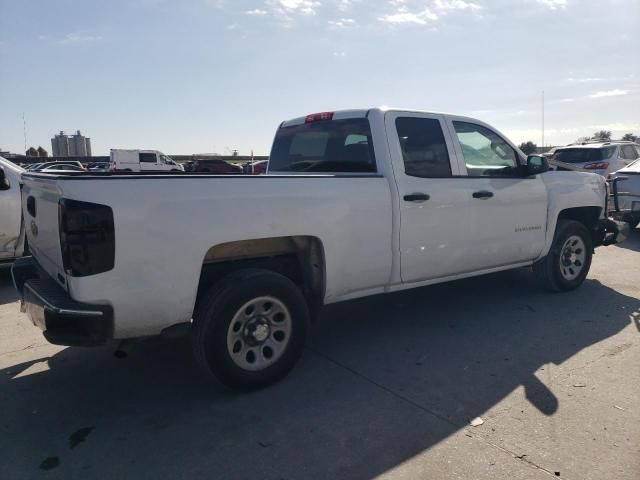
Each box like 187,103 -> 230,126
608,158 -> 640,228
28,161 -> 86,171
41,164 -> 86,173
549,141 -> 640,177
87,161 -> 111,172
192,159 -> 243,174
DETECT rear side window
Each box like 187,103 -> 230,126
395,117 -> 451,178
269,119 -> 376,173
620,145 -> 639,160
139,152 -> 157,163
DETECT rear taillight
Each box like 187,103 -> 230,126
59,199 -> 115,277
305,112 -> 334,123
584,162 -> 609,170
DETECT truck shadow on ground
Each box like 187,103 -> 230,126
0,269 -> 17,303
0,269 -> 637,480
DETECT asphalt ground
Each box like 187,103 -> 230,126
0,229 -> 638,480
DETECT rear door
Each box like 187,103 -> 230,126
444,116 -> 547,270
384,111 -> 473,283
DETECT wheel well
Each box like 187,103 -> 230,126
557,206 -> 601,239
196,236 -> 325,317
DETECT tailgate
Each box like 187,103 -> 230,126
22,175 -> 68,289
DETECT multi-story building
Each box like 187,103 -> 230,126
51,130 -> 92,157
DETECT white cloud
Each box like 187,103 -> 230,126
246,8 -> 268,15
60,33 -> 103,44
328,17 -> 355,27
537,0 -> 567,9
378,0 -> 481,26
336,0 -> 360,11
588,89 -> 629,98
379,8 -> 438,24
434,0 -> 481,11
567,77 -> 602,83
277,0 -> 320,15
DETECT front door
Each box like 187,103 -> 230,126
385,111 -> 474,283
139,152 -> 158,172
444,117 -> 548,271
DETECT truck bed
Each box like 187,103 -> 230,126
21,171 -> 394,338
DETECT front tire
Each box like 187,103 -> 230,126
192,269 -> 310,390
622,214 -> 640,229
533,220 -> 593,292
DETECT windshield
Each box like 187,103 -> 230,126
553,147 -> 616,163
269,118 -> 377,173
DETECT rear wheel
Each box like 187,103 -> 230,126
533,220 -> 593,292
192,269 -> 309,390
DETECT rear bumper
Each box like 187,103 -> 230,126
594,218 -> 629,247
12,257 -> 113,347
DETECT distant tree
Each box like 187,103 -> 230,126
519,141 -> 537,155
575,136 -> 591,144
621,133 -> 638,142
592,130 -> 612,141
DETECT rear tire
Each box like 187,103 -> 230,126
192,269 -> 310,391
533,220 -> 593,292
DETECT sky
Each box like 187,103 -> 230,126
0,0 -> 639,155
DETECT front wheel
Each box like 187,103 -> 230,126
622,214 -> 640,229
192,269 -> 310,390
533,220 -> 593,292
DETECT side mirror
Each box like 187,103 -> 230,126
525,154 -> 549,176
0,168 -> 10,191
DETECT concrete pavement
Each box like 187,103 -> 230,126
0,230 -> 638,479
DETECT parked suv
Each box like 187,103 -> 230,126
550,141 -> 640,176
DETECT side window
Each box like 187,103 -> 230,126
453,121 -> 519,177
620,145 -> 639,160
395,117 -> 452,178
139,152 -> 157,163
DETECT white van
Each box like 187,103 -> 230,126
110,149 -> 184,172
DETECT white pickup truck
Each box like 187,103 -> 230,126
12,108 -> 628,390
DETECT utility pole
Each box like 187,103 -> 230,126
22,112 -> 28,156
541,90 -> 545,148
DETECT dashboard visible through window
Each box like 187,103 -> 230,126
453,121 -> 520,177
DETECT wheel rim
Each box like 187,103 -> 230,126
559,235 -> 586,281
226,296 -> 292,371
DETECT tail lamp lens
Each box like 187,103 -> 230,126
59,199 -> 115,277
584,162 -> 609,170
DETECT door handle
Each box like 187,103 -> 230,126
403,193 -> 430,202
472,190 -> 494,199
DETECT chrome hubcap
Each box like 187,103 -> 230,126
226,296 -> 292,371
559,235 -> 586,281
